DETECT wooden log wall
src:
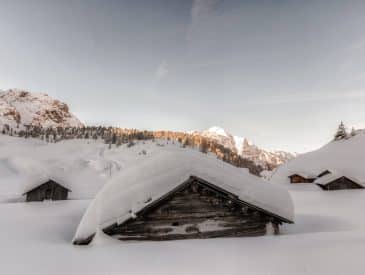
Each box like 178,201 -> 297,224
26,181 -> 69,201
321,177 -> 364,191
103,179 -> 279,241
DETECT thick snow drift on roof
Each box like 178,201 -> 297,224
73,145 -> 294,243
270,131 -> 365,185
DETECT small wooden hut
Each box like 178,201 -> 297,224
23,179 -> 71,202
288,173 -> 316,184
315,175 -> 364,191
101,176 -> 291,242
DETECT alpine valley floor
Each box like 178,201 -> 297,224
1,184 -> 364,275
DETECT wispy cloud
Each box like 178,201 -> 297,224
187,0 -> 222,40
191,0 -> 221,22
155,61 -> 169,80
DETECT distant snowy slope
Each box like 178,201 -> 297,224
0,135 -> 270,202
0,89 -> 83,128
270,130 -> 365,184
0,135 -> 115,201
200,126 -> 295,170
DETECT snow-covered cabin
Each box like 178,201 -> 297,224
23,179 -> 71,201
314,172 -> 364,191
73,148 -> 294,245
288,173 -> 316,184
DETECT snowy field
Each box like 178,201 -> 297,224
1,185 -> 365,275
1,135 -> 364,274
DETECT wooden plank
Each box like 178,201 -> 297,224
103,180 -> 276,241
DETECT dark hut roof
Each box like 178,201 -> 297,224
22,173 -> 73,196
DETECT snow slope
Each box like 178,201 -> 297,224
0,89 -> 83,128
1,134 -> 289,203
270,130 -> 365,185
0,89 -> 293,171
0,135 -> 120,202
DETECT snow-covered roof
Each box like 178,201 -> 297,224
73,146 -> 294,243
22,174 -> 72,195
314,172 -> 363,186
270,130 -> 365,185
288,172 -> 317,179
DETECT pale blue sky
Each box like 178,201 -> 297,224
1,0 -> 365,152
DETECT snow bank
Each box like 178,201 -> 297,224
73,145 -> 294,243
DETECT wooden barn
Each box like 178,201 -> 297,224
23,179 -> 71,202
315,174 -> 364,191
73,150 -> 294,245
288,173 -> 316,184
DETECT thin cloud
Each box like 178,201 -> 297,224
155,61 -> 169,80
187,0 -> 222,40
191,0 -> 221,22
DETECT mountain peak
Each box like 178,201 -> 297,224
0,89 -> 83,128
206,126 -> 230,137
200,126 -> 294,170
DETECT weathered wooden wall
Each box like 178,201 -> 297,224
289,175 -> 315,184
26,181 -> 69,202
103,179 -> 279,241
320,177 -> 364,191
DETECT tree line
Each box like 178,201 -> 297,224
1,124 -> 263,175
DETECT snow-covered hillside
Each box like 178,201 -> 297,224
0,135 -> 121,202
270,129 -> 365,184
2,133 -> 365,275
0,89 -> 83,128
0,134 -> 266,203
200,126 -> 295,170
0,89 -> 293,171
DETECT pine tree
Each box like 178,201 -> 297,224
334,121 -> 347,140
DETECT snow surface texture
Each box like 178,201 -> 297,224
270,130 -> 365,185
73,146 -> 293,242
2,136 -> 365,274
0,135 -> 123,202
2,185 -> 365,274
0,89 -> 83,128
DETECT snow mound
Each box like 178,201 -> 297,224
270,130 -> 365,185
73,145 -> 294,243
